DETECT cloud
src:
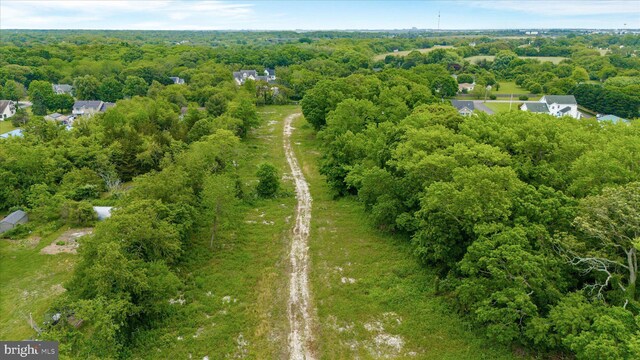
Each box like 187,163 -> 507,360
0,0 -> 256,29
467,0 -> 640,17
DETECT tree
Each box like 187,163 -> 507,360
228,97 -> 259,138
73,75 -> 100,100
122,76 -> 148,98
10,109 -> 29,127
205,94 -> 228,117
256,162 -> 280,198
201,174 -> 238,249
562,182 -> 640,305
2,80 -> 26,101
98,76 -> 123,103
51,94 -> 74,112
572,67 -> 589,83
28,80 -> 55,115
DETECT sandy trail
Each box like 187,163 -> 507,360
283,113 -> 315,360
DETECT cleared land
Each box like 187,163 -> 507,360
131,105 -> 299,359
484,102 -> 521,113
373,45 -> 455,61
493,81 -> 528,94
291,114 -> 520,359
465,55 -> 568,64
0,121 -> 16,134
0,228 -> 77,340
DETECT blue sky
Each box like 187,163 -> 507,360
1,1 -> 638,30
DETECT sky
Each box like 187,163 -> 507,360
1,0 -> 639,31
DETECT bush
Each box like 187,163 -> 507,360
489,95 -> 497,100
60,200 -> 97,227
256,163 -> 280,198
519,95 -> 529,101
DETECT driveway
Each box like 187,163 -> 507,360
473,101 -> 494,115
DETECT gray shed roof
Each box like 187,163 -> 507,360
543,95 -> 577,105
524,102 -> 549,113
450,100 -> 475,111
559,106 -> 572,114
1,210 -> 27,225
73,101 -> 103,110
0,100 -> 14,113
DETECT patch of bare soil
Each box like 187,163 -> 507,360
283,113 -> 316,360
40,228 -> 93,255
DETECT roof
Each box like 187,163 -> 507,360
73,101 -> 103,110
52,84 -> 73,93
450,100 -> 475,112
598,114 -> 628,123
46,112 -> 63,119
100,102 -> 116,112
265,68 -> 276,76
542,95 -> 577,105
523,102 -> 549,113
559,106 -> 572,114
233,70 -> 258,80
0,129 -> 23,138
0,100 -> 14,113
169,77 -> 185,84
1,210 -> 27,225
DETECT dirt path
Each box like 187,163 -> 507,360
283,113 -> 315,360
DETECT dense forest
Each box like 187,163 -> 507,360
0,29 -> 639,359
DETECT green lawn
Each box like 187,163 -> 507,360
131,105 -> 299,359
494,81 -> 528,94
0,228 -> 78,340
485,102 -> 521,113
292,115 -> 521,359
465,55 -> 568,64
0,120 -> 16,134
373,45 -> 455,61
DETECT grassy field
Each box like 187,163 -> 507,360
0,120 -> 16,134
291,114 -> 520,359
494,81 -> 528,94
373,45 -> 455,61
0,228 -> 78,340
131,105 -> 299,359
465,55 -> 568,64
485,102 -> 521,113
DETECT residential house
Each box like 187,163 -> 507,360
0,210 -> 28,234
72,101 -> 114,117
0,100 -> 16,120
169,77 -> 185,85
52,84 -> 73,95
520,95 -> 581,119
233,70 -> 258,85
233,69 -> 276,85
458,82 -> 475,93
450,100 -> 475,116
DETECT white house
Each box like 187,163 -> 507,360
233,69 -> 276,85
450,100 -> 476,116
458,82 -> 475,93
0,100 -> 16,120
72,101 -> 104,117
520,95 -> 580,119
540,95 -> 580,119
52,84 -> 73,95
169,77 -> 185,85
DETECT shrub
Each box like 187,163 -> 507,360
60,200 -> 97,227
489,95 -> 497,100
256,163 -> 280,198
519,95 -> 529,101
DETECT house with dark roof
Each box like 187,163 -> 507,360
52,84 -> 73,95
73,101 -> 103,117
0,100 -> 16,120
450,100 -> 475,116
233,69 -> 276,85
520,102 -> 550,114
521,95 -> 580,119
540,95 -> 580,119
0,210 -> 28,233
